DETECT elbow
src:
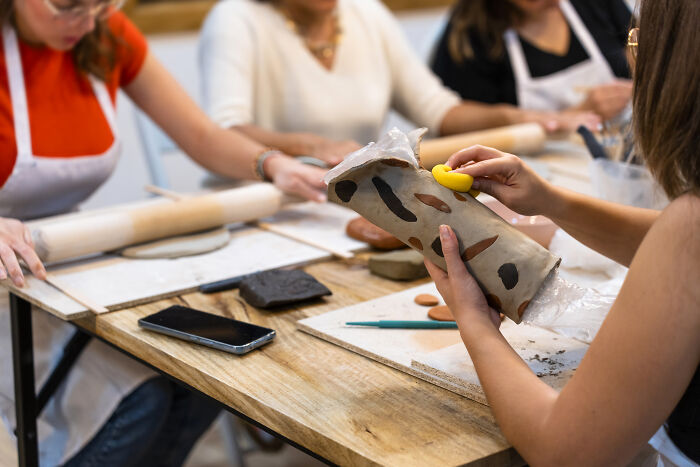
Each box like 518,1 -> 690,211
513,433 -> 614,467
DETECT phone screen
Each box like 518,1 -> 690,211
139,306 -> 274,347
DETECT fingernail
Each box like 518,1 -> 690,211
440,225 -> 449,240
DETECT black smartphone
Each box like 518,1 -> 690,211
138,305 -> 275,355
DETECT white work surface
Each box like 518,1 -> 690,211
298,283 -> 588,406
2,202 -> 364,320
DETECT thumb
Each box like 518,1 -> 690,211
439,225 -> 467,279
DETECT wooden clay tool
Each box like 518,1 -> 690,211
419,123 -> 546,170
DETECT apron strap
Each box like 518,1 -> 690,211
559,0 -> 611,67
504,29 -> 533,83
2,24 -> 33,161
88,76 -> 118,136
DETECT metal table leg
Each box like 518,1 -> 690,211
10,293 -> 38,467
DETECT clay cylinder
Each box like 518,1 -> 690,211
30,184 -> 284,263
419,123 -> 546,170
327,153 -> 559,323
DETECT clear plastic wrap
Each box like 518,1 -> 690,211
521,271 -> 615,343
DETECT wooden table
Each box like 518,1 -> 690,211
67,256 -> 525,466
11,141 -> 596,466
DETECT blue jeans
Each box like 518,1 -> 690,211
64,376 -> 220,467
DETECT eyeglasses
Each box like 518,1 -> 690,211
627,27 -> 639,59
43,0 -> 125,24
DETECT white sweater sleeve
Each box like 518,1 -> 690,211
198,1 -> 255,128
367,0 -> 460,134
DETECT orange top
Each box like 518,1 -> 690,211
0,12 -> 148,187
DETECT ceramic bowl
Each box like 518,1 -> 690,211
483,198 -> 557,248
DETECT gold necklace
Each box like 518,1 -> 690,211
283,12 -> 343,60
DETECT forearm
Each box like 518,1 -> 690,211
459,319 -> 563,465
439,102 -> 518,136
234,124 -> 311,156
544,186 -> 660,266
182,121 -> 267,180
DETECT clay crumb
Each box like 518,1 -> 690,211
528,339 -> 535,343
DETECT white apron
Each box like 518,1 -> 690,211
649,425 -> 700,467
504,0 -> 617,111
0,24 -> 154,466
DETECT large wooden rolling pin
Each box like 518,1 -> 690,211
30,184 -> 284,263
419,123 -> 546,170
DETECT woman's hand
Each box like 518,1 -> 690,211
576,80 -> 633,121
518,108 -> 602,133
446,145 -> 555,216
425,225 -> 501,329
0,218 -> 47,287
295,134 -> 361,167
264,154 -> 328,202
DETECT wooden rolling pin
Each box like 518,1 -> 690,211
29,184 -> 284,264
419,123 -> 546,170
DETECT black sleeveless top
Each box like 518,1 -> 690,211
667,365 -> 700,462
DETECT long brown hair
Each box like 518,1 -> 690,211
447,0 -> 523,63
633,0 -> 700,198
0,0 -> 118,81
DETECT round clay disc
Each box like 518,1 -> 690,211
119,228 -> 231,259
346,217 -> 405,250
428,305 -> 454,321
414,293 -> 439,306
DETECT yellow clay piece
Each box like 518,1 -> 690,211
431,164 -> 478,197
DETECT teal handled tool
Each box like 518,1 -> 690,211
346,320 -> 458,329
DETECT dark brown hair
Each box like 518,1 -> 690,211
633,0 -> 700,198
1,0 -> 119,81
447,0 -> 523,63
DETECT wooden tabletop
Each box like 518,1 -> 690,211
73,256 -> 525,467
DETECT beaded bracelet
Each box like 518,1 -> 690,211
253,149 -> 284,182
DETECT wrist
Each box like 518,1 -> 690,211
499,105 -> 522,125
458,312 -> 500,343
262,152 -> 293,181
540,184 -> 571,221
254,149 -> 285,181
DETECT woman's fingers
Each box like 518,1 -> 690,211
446,145 -> 503,169
286,177 -> 327,203
452,154 -> 520,180
299,166 -> 328,202
424,257 -> 447,282
0,245 -> 24,287
15,242 -> 47,281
